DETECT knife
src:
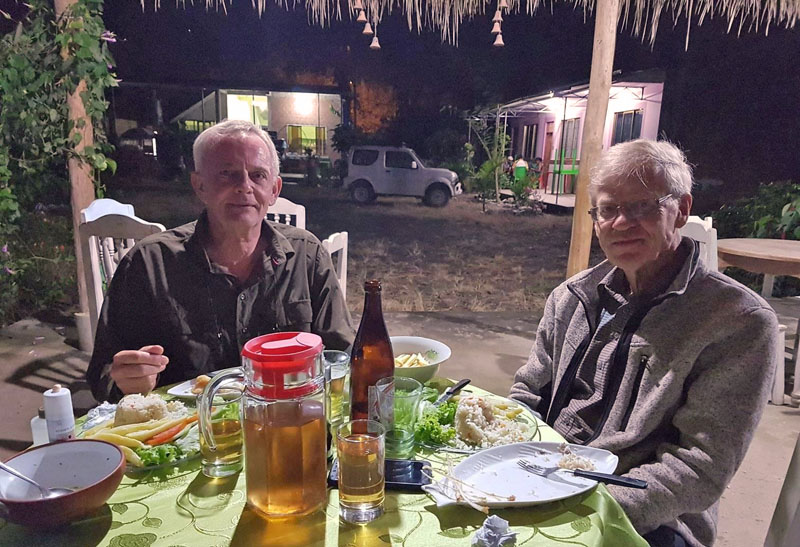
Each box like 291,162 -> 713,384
433,379 -> 471,407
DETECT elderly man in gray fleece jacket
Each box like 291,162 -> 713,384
510,139 -> 781,547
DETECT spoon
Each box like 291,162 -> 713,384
0,461 -> 75,499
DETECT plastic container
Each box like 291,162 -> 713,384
30,407 -> 49,446
43,384 -> 75,442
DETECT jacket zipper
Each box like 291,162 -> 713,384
620,355 -> 650,431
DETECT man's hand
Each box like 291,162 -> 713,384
110,345 -> 169,395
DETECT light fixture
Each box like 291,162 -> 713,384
369,36 -> 381,50
493,10 -> 503,23
491,22 -> 502,34
493,33 -> 504,47
363,22 -> 373,35
499,0 -> 508,9
354,0 -> 363,9
293,93 -> 315,116
356,10 -> 367,23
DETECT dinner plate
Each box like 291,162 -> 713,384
423,441 -> 618,508
166,371 -> 242,399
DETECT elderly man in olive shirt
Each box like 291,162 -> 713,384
87,120 -> 354,402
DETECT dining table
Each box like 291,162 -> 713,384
717,238 -> 800,406
0,383 -> 647,547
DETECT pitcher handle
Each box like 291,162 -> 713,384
198,368 -> 243,452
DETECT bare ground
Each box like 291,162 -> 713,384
115,183 -> 589,314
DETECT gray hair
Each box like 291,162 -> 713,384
590,139 -> 693,202
193,120 -> 280,180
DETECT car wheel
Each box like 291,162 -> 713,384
351,181 -> 376,204
424,185 -> 450,207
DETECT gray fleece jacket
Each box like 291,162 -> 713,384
510,240 -> 781,547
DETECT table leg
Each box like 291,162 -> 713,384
791,319 -> 800,408
762,274 -> 776,298
773,325 -> 787,405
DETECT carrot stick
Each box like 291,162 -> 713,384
145,415 -> 198,446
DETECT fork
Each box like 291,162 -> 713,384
516,459 -> 648,489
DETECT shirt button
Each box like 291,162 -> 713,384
241,327 -> 248,334
239,294 -> 246,301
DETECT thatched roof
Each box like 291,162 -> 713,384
145,0 -> 799,45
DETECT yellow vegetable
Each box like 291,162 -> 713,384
119,445 -> 143,468
106,417 -> 170,436
89,431 -> 146,449
127,417 -> 187,441
82,419 -> 113,437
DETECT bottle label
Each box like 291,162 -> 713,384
368,386 -> 381,422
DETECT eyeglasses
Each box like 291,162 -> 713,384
588,194 -> 674,223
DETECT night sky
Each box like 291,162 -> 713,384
96,2 -> 800,201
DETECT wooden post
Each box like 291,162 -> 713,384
565,0 -> 620,277
54,0 -> 96,320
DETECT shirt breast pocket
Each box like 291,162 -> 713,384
281,299 -> 313,331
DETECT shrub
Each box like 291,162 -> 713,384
713,180 -> 800,238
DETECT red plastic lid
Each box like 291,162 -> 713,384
241,332 -> 323,398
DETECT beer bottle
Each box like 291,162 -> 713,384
350,280 -> 395,421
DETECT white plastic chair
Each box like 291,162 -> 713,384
80,198 -> 135,223
267,197 -> 306,230
680,215 -> 719,271
765,433 -> 800,547
321,231 -> 348,300
79,202 -> 166,344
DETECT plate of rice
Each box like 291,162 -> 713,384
416,393 -> 538,453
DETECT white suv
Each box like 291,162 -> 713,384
343,146 -> 462,207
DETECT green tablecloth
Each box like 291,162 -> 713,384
0,385 -> 647,547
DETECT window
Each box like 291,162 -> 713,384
226,94 -> 269,127
522,124 -> 538,159
561,118 -> 581,157
612,110 -> 643,145
385,151 -> 415,169
287,125 -> 327,155
352,149 -> 379,166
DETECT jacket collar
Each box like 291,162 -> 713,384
185,210 -> 296,273
567,237 -> 700,326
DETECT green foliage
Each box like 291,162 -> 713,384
0,0 -> 116,324
713,181 -> 800,239
331,123 -> 369,155
423,128 -> 466,164
0,212 -> 77,325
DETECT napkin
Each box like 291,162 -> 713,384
472,515 -> 516,547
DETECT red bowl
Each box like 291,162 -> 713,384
0,439 -> 125,527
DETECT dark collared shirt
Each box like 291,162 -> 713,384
87,213 -> 354,402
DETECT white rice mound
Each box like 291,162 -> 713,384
557,443 -> 596,471
453,395 -> 529,449
114,393 -> 187,426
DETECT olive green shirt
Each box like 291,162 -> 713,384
86,212 -> 354,402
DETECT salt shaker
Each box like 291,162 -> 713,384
30,407 -> 49,446
43,384 -> 75,441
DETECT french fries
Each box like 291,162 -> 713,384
119,445 -> 143,468
394,353 -> 431,368
126,417 -> 187,441
105,417 -> 171,437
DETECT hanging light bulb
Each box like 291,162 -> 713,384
356,10 -> 367,23
354,0 -> 364,9
499,0 -> 509,9
491,21 -> 502,34
369,35 -> 381,50
493,33 -> 505,47
493,10 -> 503,23
362,22 -> 374,35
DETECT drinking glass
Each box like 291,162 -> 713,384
199,380 -> 244,478
375,376 -> 422,459
336,419 -> 385,524
324,350 -> 351,427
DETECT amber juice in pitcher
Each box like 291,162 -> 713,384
244,398 -> 327,516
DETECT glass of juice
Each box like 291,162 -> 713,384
336,419 -> 386,524
324,350 -> 351,428
199,381 -> 244,478
376,376 -> 422,459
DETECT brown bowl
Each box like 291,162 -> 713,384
0,439 -> 125,527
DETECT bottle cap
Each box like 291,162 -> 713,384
38,407 -> 46,419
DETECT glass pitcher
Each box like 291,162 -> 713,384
199,332 -> 327,518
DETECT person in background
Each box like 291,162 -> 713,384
510,139 -> 780,547
87,120 -> 354,402
512,155 -> 529,183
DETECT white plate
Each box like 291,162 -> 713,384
166,371 -> 241,399
423,441 -> 618,508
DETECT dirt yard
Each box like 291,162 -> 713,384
114,182 -> 596,314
